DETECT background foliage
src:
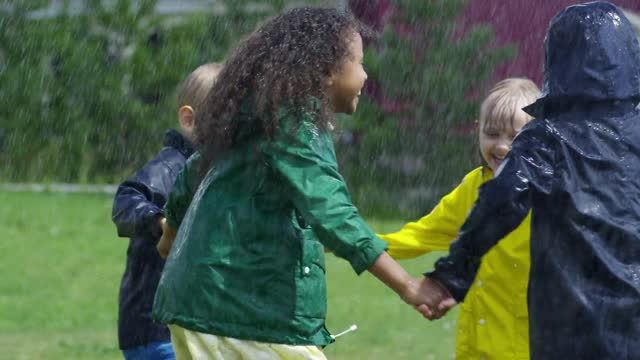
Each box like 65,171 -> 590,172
1,0 -> 512,217
0,0 -> 293,182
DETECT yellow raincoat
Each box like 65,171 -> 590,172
380,167 -> 530,359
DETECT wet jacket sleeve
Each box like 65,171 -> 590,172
263,118 -> 387,275
380,170 -> 481,259
112,159 -> 166,239
164,155 -> 199,229
430,124 -> 556,302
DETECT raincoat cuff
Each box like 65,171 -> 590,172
425,269 -> 468,303
350,236 -> 388,275
425,254 -> 475,303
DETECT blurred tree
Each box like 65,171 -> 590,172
338,0 -> 515,217
0,0 -> 314,183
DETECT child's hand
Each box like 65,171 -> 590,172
157,217 -> 177,259
158,216 -> 167,234
405,276 -> 456,320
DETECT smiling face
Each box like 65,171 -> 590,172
477,78 -> 541,173
479,115 -> 527,172
328,31 -> 367,114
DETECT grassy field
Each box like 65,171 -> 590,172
0,191 -> 456,360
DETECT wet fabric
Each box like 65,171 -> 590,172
112,129 -> 194,350
153,103 -> 387,346
168,325 -> 327,360
381,167 -> 531,359
430,2 -> 640,359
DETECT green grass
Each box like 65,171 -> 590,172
0,191 -> 456,360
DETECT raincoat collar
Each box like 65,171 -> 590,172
164,129 -> 194,159
524,1 -> 640,118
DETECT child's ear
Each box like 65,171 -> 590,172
326,74 -> 335,87
178,105 -> 195,134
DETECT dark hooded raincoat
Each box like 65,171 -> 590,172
430,2 -> 640,359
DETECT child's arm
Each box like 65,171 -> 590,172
156,218 -> 176,259
263,119 -> 386,275
380,170 -> 482,259
112,162 -> 167,239
163,154 -> 199,230
157,154 -> 200,258
264,118 -> 457,315
368,251 -> 454,318
430,124 -> 555,303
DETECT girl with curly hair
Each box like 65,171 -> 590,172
152,7 -> 449,359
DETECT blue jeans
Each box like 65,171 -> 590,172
122,341 -> 175,360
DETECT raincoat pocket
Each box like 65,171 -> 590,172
294,236 -> 327,319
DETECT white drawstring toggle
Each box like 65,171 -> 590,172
330,324 -> 358,340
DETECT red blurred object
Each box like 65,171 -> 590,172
350,0 -> 640,86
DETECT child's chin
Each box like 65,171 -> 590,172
347,99 -> 360,114
338,106 -> 357,115
334,98 -> 359,115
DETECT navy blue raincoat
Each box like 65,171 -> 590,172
112,129 -> 194,350
430,2 -> 640,358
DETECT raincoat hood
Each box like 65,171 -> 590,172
525,1 -> 640,117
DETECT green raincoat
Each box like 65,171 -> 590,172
152,102 -> 387,346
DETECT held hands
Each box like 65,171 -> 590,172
366,252 -> 456,321
156,217 -> 177,259
401,276 -> 457,320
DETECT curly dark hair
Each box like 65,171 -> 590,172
194,7 -> 372,169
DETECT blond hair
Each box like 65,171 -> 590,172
177,63 -> 223,111
479,78 -> 541,130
